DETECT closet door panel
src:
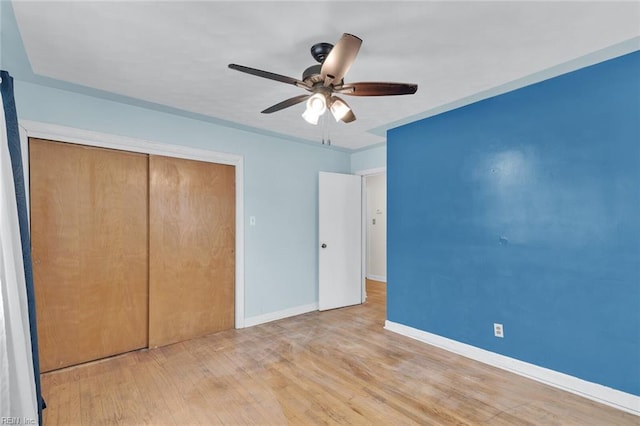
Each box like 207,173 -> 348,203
29,139 -> 149,372
149,155 -> 235,348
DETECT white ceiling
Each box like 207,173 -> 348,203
11,1 -> 640,150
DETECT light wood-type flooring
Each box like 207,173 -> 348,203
41,280 -> 637,425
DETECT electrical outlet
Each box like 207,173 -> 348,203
494,323 -> 504,338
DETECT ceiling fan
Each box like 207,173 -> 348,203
228,33 -> 418,125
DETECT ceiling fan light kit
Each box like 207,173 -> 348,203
229,33 -> 418,128
302,93 -> 351,125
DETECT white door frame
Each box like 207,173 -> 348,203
354,166 -> 386,301
18,120 -> 246,328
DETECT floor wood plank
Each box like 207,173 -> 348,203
41,279 -> 637,425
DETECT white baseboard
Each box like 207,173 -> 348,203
366,275 -> 387,283
245,303 -> 318,328
384,320 -> 640,416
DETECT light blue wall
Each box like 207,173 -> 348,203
0,1 -> 354,321
387,51 -> 640,395
350,143 -> 386,173
0,0 -> 354,320
14,81 -> 350,319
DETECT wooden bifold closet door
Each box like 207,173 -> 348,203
30,139 -> 149,372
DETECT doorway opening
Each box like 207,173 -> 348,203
365,172 -> 386,283
355,167 -> 387,301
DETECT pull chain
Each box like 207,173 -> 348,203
321,113 -> 331,146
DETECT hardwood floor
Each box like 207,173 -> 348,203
41,279 -> 636,425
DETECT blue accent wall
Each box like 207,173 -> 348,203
387,51 -> 640,395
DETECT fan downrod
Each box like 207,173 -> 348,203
310,42 -> 333,63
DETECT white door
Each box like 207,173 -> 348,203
318,172 -> 362,311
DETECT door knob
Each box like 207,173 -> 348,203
321,243 -> 327,248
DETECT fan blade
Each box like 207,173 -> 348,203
336,82 -> 418,96
229,64 -> 310,89
261,94 -> 310,114
321,33 -> 362,86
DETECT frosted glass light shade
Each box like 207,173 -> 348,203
302,93 -> 327,125
329,98 -> 350,121
302,108 -> 320,125
307,93 -> 327,115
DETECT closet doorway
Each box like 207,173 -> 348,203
29,138 -> 236,371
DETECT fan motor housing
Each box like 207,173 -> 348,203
310,42 -> 333,63
302,65 -> 323,85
